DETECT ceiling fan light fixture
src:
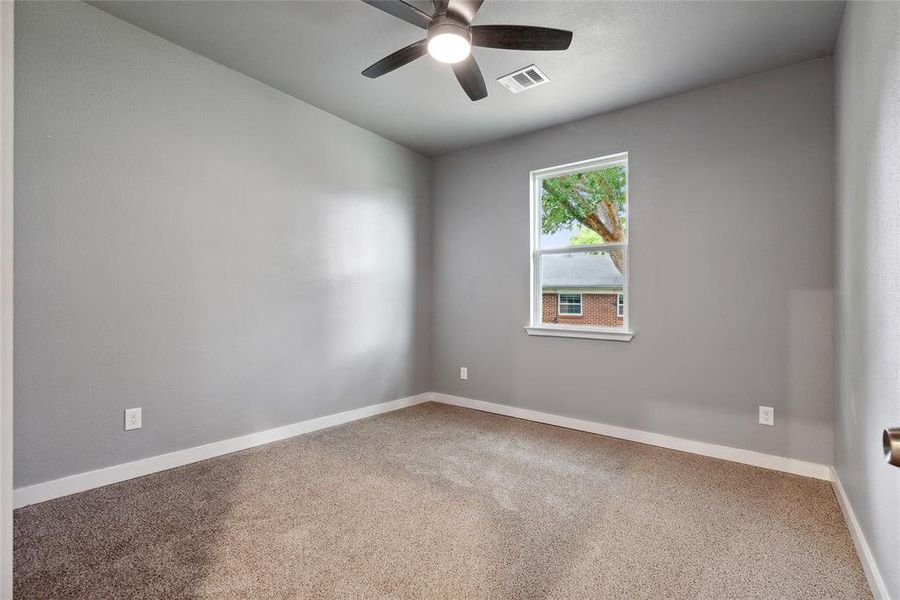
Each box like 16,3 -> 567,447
359,0 -> 573,101
427,19 -> 471,63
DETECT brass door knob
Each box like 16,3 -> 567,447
884,428 -> 900,467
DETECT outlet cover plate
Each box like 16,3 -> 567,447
759,406 -> 774,426
125,407 -> 142,431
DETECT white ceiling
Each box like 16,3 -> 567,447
89,0 -> 844,156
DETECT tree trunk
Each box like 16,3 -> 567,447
578,197 -> 625,274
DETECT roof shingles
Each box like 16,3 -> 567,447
541,253 -> 623,289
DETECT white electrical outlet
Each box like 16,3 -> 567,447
460,367 -> 468,380
758,406 -> 774,426
125,407 -> 142,431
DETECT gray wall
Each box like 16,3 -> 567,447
12,1 -> 844,493
834,2 -> 900,596
14,1 -> 432,487
1,2 -> 13,596
432,58 -> 835,464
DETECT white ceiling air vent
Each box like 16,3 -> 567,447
497,65 -> 549,94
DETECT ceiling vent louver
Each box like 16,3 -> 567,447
497,65 -> 549,94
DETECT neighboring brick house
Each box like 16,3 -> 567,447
541,253 -> 624,327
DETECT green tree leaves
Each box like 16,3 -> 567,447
541,165 -> 627,273
540,166 -> 627,241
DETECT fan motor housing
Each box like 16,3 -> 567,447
428,15 -> 472,44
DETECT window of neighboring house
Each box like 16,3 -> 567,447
527,152 -> 633,341
558,293 -> 582,316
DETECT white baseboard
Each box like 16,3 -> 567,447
13,393 -> 431,508
11,391 -> 832,505
830,467 -> 889,599
432,393 -> 832,481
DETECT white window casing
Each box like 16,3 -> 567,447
527,152 -> 634,341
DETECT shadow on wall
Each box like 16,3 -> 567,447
785,288 -> 835,462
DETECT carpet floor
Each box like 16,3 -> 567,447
14,402 -> 870,599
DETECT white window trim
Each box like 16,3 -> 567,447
616,293 -> 624,318
557,293 -> 583,316
527,152 -> 634,341
524,325 -> 634,342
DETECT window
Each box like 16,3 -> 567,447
558,293 -> 582,316
526,152 -> 633,341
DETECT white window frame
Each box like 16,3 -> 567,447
525,152 -> 634,342
557,293 -> 583,316
616,293 -> 624,318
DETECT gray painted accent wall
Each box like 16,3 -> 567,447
14,1 -> 432,487
834,2 -> 900,596
432,58 -> 835,465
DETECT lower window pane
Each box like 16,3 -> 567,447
540,251 -> 625,328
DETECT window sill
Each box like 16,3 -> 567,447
523,325 -> 635,342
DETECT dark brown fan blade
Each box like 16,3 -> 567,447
447,0 -> 484,23
360,0 -> 433,29
471,25 -> 573,50
362,39 -> 429,78
433,0 -> 449,15
451,54 -> 487,101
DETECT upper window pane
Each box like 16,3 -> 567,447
539,163 -> 628,249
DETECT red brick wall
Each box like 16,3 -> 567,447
542,293 -> 623,327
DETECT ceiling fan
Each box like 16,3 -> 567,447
360,0 -> 573,101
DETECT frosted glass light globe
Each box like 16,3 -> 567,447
427,32 -> 471,63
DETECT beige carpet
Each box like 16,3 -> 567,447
14,402 -> 869,599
